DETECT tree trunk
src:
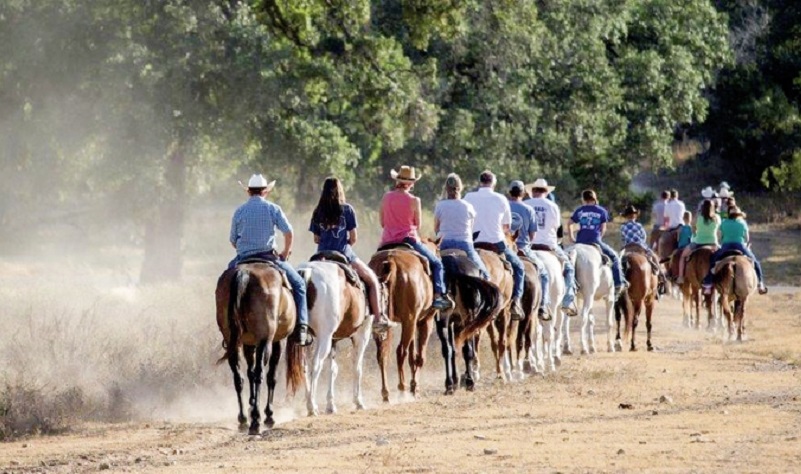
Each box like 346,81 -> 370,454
139,144 -> 186,284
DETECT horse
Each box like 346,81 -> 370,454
512,253 -> 542,380
657,229 -> 680,296
565,244 -> 615,354
712,254 -> 758,342
368,248 -> 437,402
215,262 -> 305,435
679,246 -> 717,330
529,247 -> 567,372
615,249 -> 658,351
433,245 -> 503,394
297,259 -> 372,416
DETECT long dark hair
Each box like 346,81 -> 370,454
701,199 -> 714,224
311,177 -> 346,228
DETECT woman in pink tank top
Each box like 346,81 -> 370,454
379,166 -> 453,311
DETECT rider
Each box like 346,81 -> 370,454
464,170 -> 525,319
702,205 -> 768,295
698,186 -> 717,216
619,205 -> 667,297
309,177 -> 396,335
676,199 -> 719,284
649,190 -> 670,250
568,189 -> 627,297
525,178 -> 577,315
508,180 -> 551,319
434,173 -> 491,280
379,166 -> 454,311
663,189 -> 686,232
228,174 -> 311,346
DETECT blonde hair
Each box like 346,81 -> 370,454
442,173 -> 463,199
683,211 -> 692,224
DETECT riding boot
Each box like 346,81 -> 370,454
432,293 -> 455,311
510,298 -> 524,320
537,306 -> 551,321
372,313 -> 397,335
758,282 -> 768,295
291,323 -> 313,347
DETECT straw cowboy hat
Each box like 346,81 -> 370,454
390,166 -> 421,182
527,178 -> 556,194
246,173 -> 276,191
701,186 -> 716,199
718,188 -> 733,199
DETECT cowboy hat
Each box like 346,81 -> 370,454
701,186 -> 716,199
527,178 -> 556,194
390,166 -> 421,182
247,173 -> 276,191
719,181 -> 731,190
621,204 -> 640,217
718,188 -> 733,199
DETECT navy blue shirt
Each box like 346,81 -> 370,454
571,204 -> 610,244
309,203 -> 358,260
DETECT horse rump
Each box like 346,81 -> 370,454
452,274 -> 503,349
216,268 -> 250,366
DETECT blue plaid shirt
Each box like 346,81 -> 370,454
230,196 -> 292,257
620,220 -> 647,248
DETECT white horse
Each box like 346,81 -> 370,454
564,244 -> 616,354
529,250 -> 566,372
298,261 -> 373,416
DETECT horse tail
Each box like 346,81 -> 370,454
378,259 -> 398,323
454,275 -> 503,349
616,286 -> 634,345
285,336 -> 305,396
217,268 -> 250,366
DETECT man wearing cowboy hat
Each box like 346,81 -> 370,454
524,178 -> 577,315
228,174 -> 312,346
379,165 -> 453,311
620,204 -> 667,297
697,186 -> 717,216
464,170 -> 525,318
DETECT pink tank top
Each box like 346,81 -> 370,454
380,190 -> 419,245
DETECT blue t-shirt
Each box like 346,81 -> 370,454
677,224 -> 693,248
509,200 -> 538,247
571,204 -> 610,244
309,203 -> 358,260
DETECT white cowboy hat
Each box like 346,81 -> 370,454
719,181 -> 731,190
527,178 -> 556,194
247,173 -> 276,191
701,186 -> 716,199
718,188 -> 733,199
390,166 -> 421,182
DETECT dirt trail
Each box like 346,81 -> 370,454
2,290 -> 800,473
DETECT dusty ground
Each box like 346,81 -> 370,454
2,287 -> 800,474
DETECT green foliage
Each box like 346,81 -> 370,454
762,149 -> 801,191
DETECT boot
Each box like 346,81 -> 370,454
291,324 -> 313,347
758,283 -> 768,295
372,313 -> 397,335
537,306 -> 552,321
510,298 -> 524,320
432,294 -> 454,311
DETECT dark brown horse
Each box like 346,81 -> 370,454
713,255 -> 758,342
679,246 -> 716,330
513,253 -> 543,379
368,249 -> 437,402
215,263 -> 305,435
615,250 -> 658,351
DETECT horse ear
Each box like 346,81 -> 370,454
434,236 -> 442,246
473,231 -> 480,241
512,229 -> 520,241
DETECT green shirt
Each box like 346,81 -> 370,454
720,218 -> 748,245
692,215 -> 720,245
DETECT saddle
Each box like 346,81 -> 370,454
578,243 -> 611,266
376,242 -> 414,252
711,250 -> 749,275
517,250 -> 540,271
310,251 -> 361,287
621,244 -> 660,275
236,251 -> 291,290
530,243 -> 554,252
687,244 -> 716,260
474,242 -> 513,273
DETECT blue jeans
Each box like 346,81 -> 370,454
497,241 -> 525,300
550,245 -> 576,305
703,243 -> 764,285
519,247 -> 551,307
595,241 -> 624,288
440,239 -> 490,280
228,253 -> 309,326
405,238 -> 447,295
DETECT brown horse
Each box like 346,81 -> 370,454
368,249 -> 437,402
679,246 -> 716,330
713,255 -> 758,341
215,263 -> 305,435
615,250 -> 658,351
513,254 -> 542,379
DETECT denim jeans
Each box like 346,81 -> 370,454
703,243 -> 764,285
550,245 -> 576,305
404,238 -> 447,295
440,239 -> 490,279
595,241 -> 624,287
496,241 -> 525,300
228,253 -> 309,326
519,247 -> 551,307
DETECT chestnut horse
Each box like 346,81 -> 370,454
615,249 -> 658,352
512,254 -> 543,380
215,263 -> 305,435
368,248 -> 437,402
435,248 -> 503,394
679,246 -> 717,330
713,255 -> 758,342
297,260 -> 372,416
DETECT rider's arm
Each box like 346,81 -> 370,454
349,227 -> 358,246
600,222 -> 607,237
567,220 -> 575,242
434,217 -> 441,235
280,230 -> 293,260
413,197 -> 422,228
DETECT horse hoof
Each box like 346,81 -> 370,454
554,357 -> 562,367
580,349 -> 589,356
466,380 -> 475,392
630,346 -> 638,352
445,387 -> 455,396
647,345 -> 654,352
265,418 -> 276,429
326,406 -> 337,415
563,349 -> 573,356
238,422 -> 249,433
248,425 -> 260,436
308,409 -> 319,417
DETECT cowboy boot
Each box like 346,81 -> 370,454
291,324 -> 313,347
510,298 -> 524,320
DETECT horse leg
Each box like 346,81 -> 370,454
605,298 -> 614,353
735,300 -> 746,342
307,335 -> 332,417
448,324 -> 459,389
350,321 -> 372,410
472,333 -> 482,382
246,341 -> 267,435
375,331 -> 392,403
325,345 -> 339,414
562,305 -> 573,355
462,339 -> 476,391
501,318 -> 514,381
263,341 -> 280,430
411,316 -> 434,395
579,298 -> 592,355
435,316 -> 456,395
227,345 -> 247,430
630,300 -> 642,352
396,321 -> 414,393
646,301 -> 655,351
487,320 -> 502,379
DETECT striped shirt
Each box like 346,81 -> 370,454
230,196 -> 292,257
